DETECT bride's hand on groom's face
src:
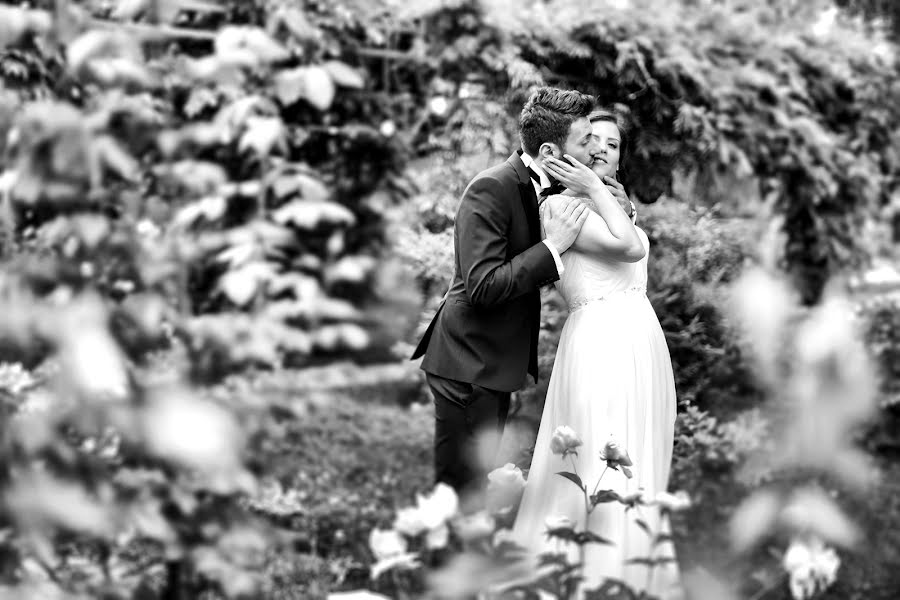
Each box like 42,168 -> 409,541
545,155 -> 604,196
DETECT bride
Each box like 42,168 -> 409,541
508,110 -> 681,598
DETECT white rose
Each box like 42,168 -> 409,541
549,426 -> 583,457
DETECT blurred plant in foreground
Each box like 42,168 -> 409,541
350,426 -> 689,599
722,233 -> 879,598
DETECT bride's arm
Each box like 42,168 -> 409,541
543,194 -> 645,262
544,158 -> 645,263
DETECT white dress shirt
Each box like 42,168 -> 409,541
520,152 -> 565,276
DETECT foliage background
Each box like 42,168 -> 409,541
0,0 -> 898,598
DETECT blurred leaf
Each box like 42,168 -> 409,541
779,487 -> 859,548
219,262 -> 277,307
239,116 -> 287,156
71,214 -> 111,248
92,135 -> 140,182
110,0 -> 149,21
58,294 -> 130,401
0,8 -> 33,48
6,471 -> 116,538
273,67 -> 307,106
160,160 -> 228,195
184,87 -> 221,118
272,200 -> 355,229
174,195 -> 227,227
323,60 -> 365,88
271,171 -> 330,202
729,489 -> 781,553
274,66 -> 335,110
325,255 -> 377,285
215,95 -> 279,142
276,7 -> 319,43
66,29 -> 141,76
215,26 -> 289,64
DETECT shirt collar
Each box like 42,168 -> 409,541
520,151 -> 551,189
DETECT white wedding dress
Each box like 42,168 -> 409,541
509,211 -> 681,598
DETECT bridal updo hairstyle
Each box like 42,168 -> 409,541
518,87 -> 595,157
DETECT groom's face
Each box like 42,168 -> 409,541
559,116 -> 597,170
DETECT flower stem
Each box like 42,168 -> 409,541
591,465 -> 610,498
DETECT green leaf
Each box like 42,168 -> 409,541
555,471 -> 585,491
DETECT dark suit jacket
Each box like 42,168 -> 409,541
411,151 -> 561,392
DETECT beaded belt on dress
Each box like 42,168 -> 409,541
567,285 -> 647,312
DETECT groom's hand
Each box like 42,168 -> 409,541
603,176 -> 635,218
544,155 -> 604,196
543,196 -> 589,253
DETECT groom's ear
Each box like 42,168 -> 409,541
538,142 -> 561,160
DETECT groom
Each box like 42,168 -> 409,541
411,87 -> 600,505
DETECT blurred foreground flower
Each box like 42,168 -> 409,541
486,463 -> 526,511
392,505 -> 427,537
544,515 -> 576,533
415,482 -> 459,529
782,536 -> 840,600
550,425 -> 582,458
653,490 -> 692,512
452,510 -> 495,541
368,528 -> 420,580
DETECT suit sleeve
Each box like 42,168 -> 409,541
457,176 -> 560,306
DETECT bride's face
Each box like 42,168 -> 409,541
590,120 -> 621,180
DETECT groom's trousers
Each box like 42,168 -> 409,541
426,372 -> 510,506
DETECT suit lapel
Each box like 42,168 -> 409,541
508,151 -> 541,244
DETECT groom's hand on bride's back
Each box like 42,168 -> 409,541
543,196 -> 589,253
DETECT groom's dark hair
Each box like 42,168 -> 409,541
518,87 -> 595,157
